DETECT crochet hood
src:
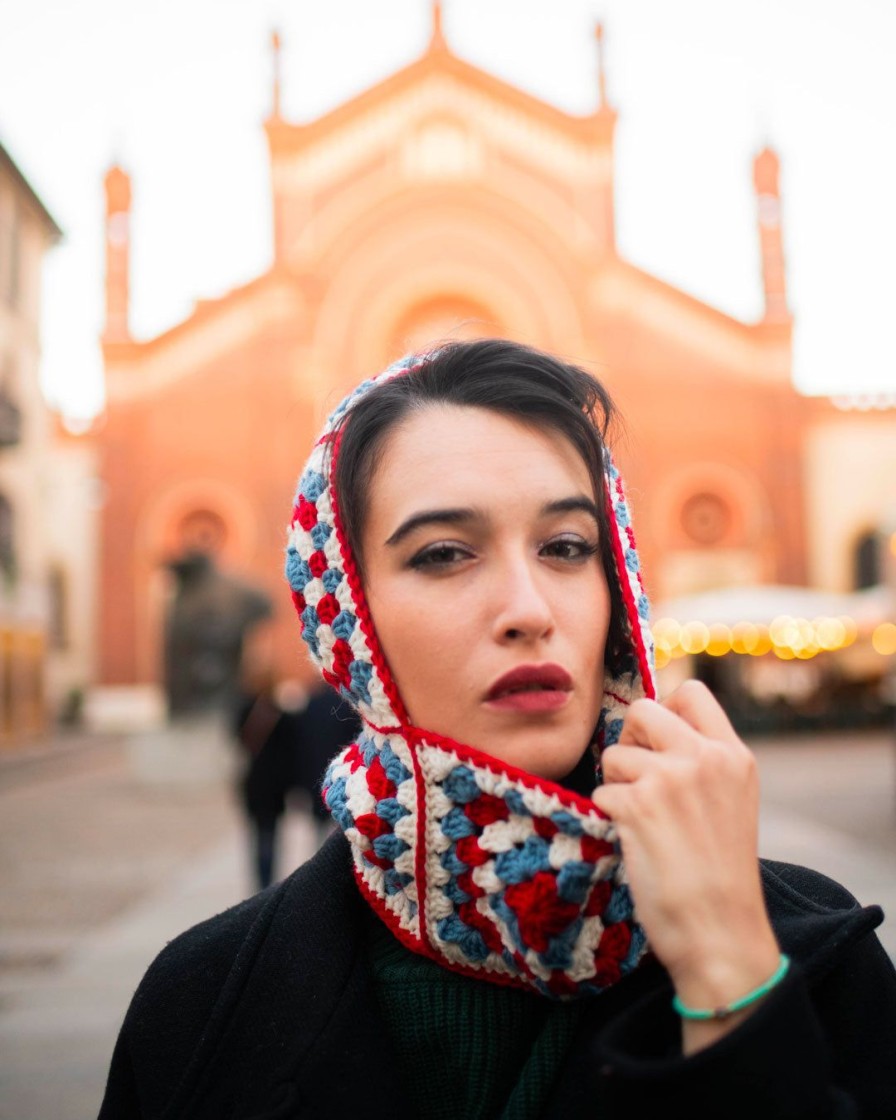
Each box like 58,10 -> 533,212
286,352 -> 657,998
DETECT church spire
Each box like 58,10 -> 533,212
270,28 -> 283,119
429,0 -> 447,52
753,146 -> 790,322
595,21 -> 609,111
102,164 -> 132,344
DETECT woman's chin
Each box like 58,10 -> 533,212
411,706 -> 596,783
469,727 -> 593,784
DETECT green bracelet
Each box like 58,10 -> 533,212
672,953 -> 791,1021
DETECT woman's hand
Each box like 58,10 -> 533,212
592,680 -> 781,1053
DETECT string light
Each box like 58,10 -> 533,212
651,613 -> 889,663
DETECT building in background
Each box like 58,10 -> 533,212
804,400 -> 896,595
0,141 -> 68,743
92,10 -> 895,715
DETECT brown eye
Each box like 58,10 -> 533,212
540,535 -> 599,563
408,542 -> 474,570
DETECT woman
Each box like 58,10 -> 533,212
100,340 -> 896,1119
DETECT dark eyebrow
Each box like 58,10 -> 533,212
384,497 -> 599,548
385,508 -> 479,547
543,497 -> 600,524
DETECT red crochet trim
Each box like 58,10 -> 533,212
603,471 -> 655,702
326,424 -> 411,726
361,718 -> 404,737
321,358 -> 431,727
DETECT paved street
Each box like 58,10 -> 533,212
755,730 -> 896,935
0,727 -> 894,1120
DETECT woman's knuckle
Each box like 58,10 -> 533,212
738,747 -> 757,775
734,752 -> 757,788
627,776 -> 652,810
679,679 -> 709,702
627,698 -> 653,722
601,748 -> 620,778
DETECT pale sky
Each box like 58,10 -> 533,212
1,0 -> 894,418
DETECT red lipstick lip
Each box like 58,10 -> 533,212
485,663 -> 573,702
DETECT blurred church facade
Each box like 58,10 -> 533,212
94,9 -> 895,698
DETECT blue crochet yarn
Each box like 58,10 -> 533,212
384,869 -> 412,896
372,833 -> 409,862
622,925 -> 647,972
440,806 -> 477,840
490,895 -> 523,949
556,861 -> 595,905
300,604 -> 320,632
299,469 -> 326,502
441,766 -> 481,804
375,797 -> 409,825
331,610 -> 357,639
285,550 -> 311,592
550,810 -> 584,837
602,717 -> 625,747
541,917 -> 584,970
493,836 -> 552,884
437,915 -> 489,962
300,605 -> 321,654
603,882 -> 633,924
323,775 -> 353,831
380,743 -> 412,785
440,848 -> 470,877
321,568 -> 342,594
349,660 -> 373,705
310,522 -> 332,550
443,878 -> 471,905
502,789 -> 530,816
327,377 -> 378,424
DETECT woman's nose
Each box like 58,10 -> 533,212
491,559 -> 554,643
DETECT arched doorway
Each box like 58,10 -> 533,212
387,294 -> 501,357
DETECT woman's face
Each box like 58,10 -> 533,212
360,404 -> 610,780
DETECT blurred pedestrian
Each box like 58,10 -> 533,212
164,550 -> 272,717
294,680 -> 361,849
233,670 -> 298,891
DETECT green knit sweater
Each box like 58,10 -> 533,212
365,912 -> 585,1120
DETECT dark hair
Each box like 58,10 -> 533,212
333,338 -> 629,671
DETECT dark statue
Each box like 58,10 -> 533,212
163,551 -> 272,718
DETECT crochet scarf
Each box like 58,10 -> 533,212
286,355 -> 657,999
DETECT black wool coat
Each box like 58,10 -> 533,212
99,832 -> 896,1120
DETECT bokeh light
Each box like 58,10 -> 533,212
706,623 -> 732,657
872,622 -> 896,656
680,621 -> 710,655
